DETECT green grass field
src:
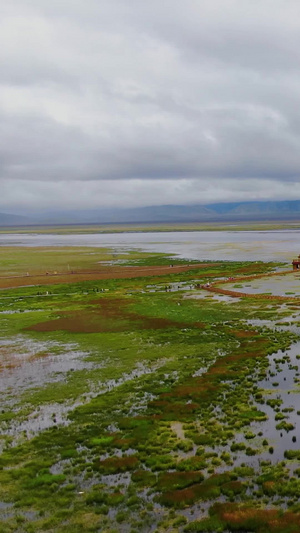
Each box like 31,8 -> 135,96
1,246 -> 300,532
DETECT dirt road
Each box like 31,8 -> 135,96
0,263 -> 218,289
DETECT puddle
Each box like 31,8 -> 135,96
128,391 -> 156,416
146,281 -> 197,293
0,336 -> 96,405
0,339 -> 171,447
211,339 -> 300,471
223,273 -> 300,297
184,290 -> 241,304
171,421 -> 185,440
250,342 -> 300,460
0,309 -> 43,315
0,502 -> 13,510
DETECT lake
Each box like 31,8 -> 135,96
0,229 -> 299,262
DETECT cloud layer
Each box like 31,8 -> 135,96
1,0 -> 300,212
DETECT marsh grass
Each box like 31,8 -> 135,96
0,248 -> 300,531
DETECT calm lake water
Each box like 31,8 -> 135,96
0,229 -> 299,262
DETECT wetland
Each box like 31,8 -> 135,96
1,230 -> 300,532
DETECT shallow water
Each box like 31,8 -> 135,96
0,229 -> 299,262
252,342 -> 300,458
0,336 -> 171,445
215,336 -> 300,470
0,336 -> 94,404
224,272 -> 300,297
185,290 -> 241,304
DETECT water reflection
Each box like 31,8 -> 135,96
224,272 -> 300,297
0,229 -> 299,262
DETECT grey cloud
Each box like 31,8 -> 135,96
1,104 -> 299,183
1,0 -> 300,211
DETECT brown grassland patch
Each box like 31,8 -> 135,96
0,262 -> 219,289
27,297 -> 193,333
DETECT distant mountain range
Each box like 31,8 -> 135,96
2,199 -> 300,226
0,212 -> 31,226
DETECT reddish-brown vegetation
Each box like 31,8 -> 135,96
0,263 -> 219,289
28,297 -> 193,333
96,455 -> 139,474
212,502 -> 300,532
156,471 -> 204,491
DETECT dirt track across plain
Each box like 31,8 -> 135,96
0,263 -> 219,289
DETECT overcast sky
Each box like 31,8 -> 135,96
2,0 -> 300,213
